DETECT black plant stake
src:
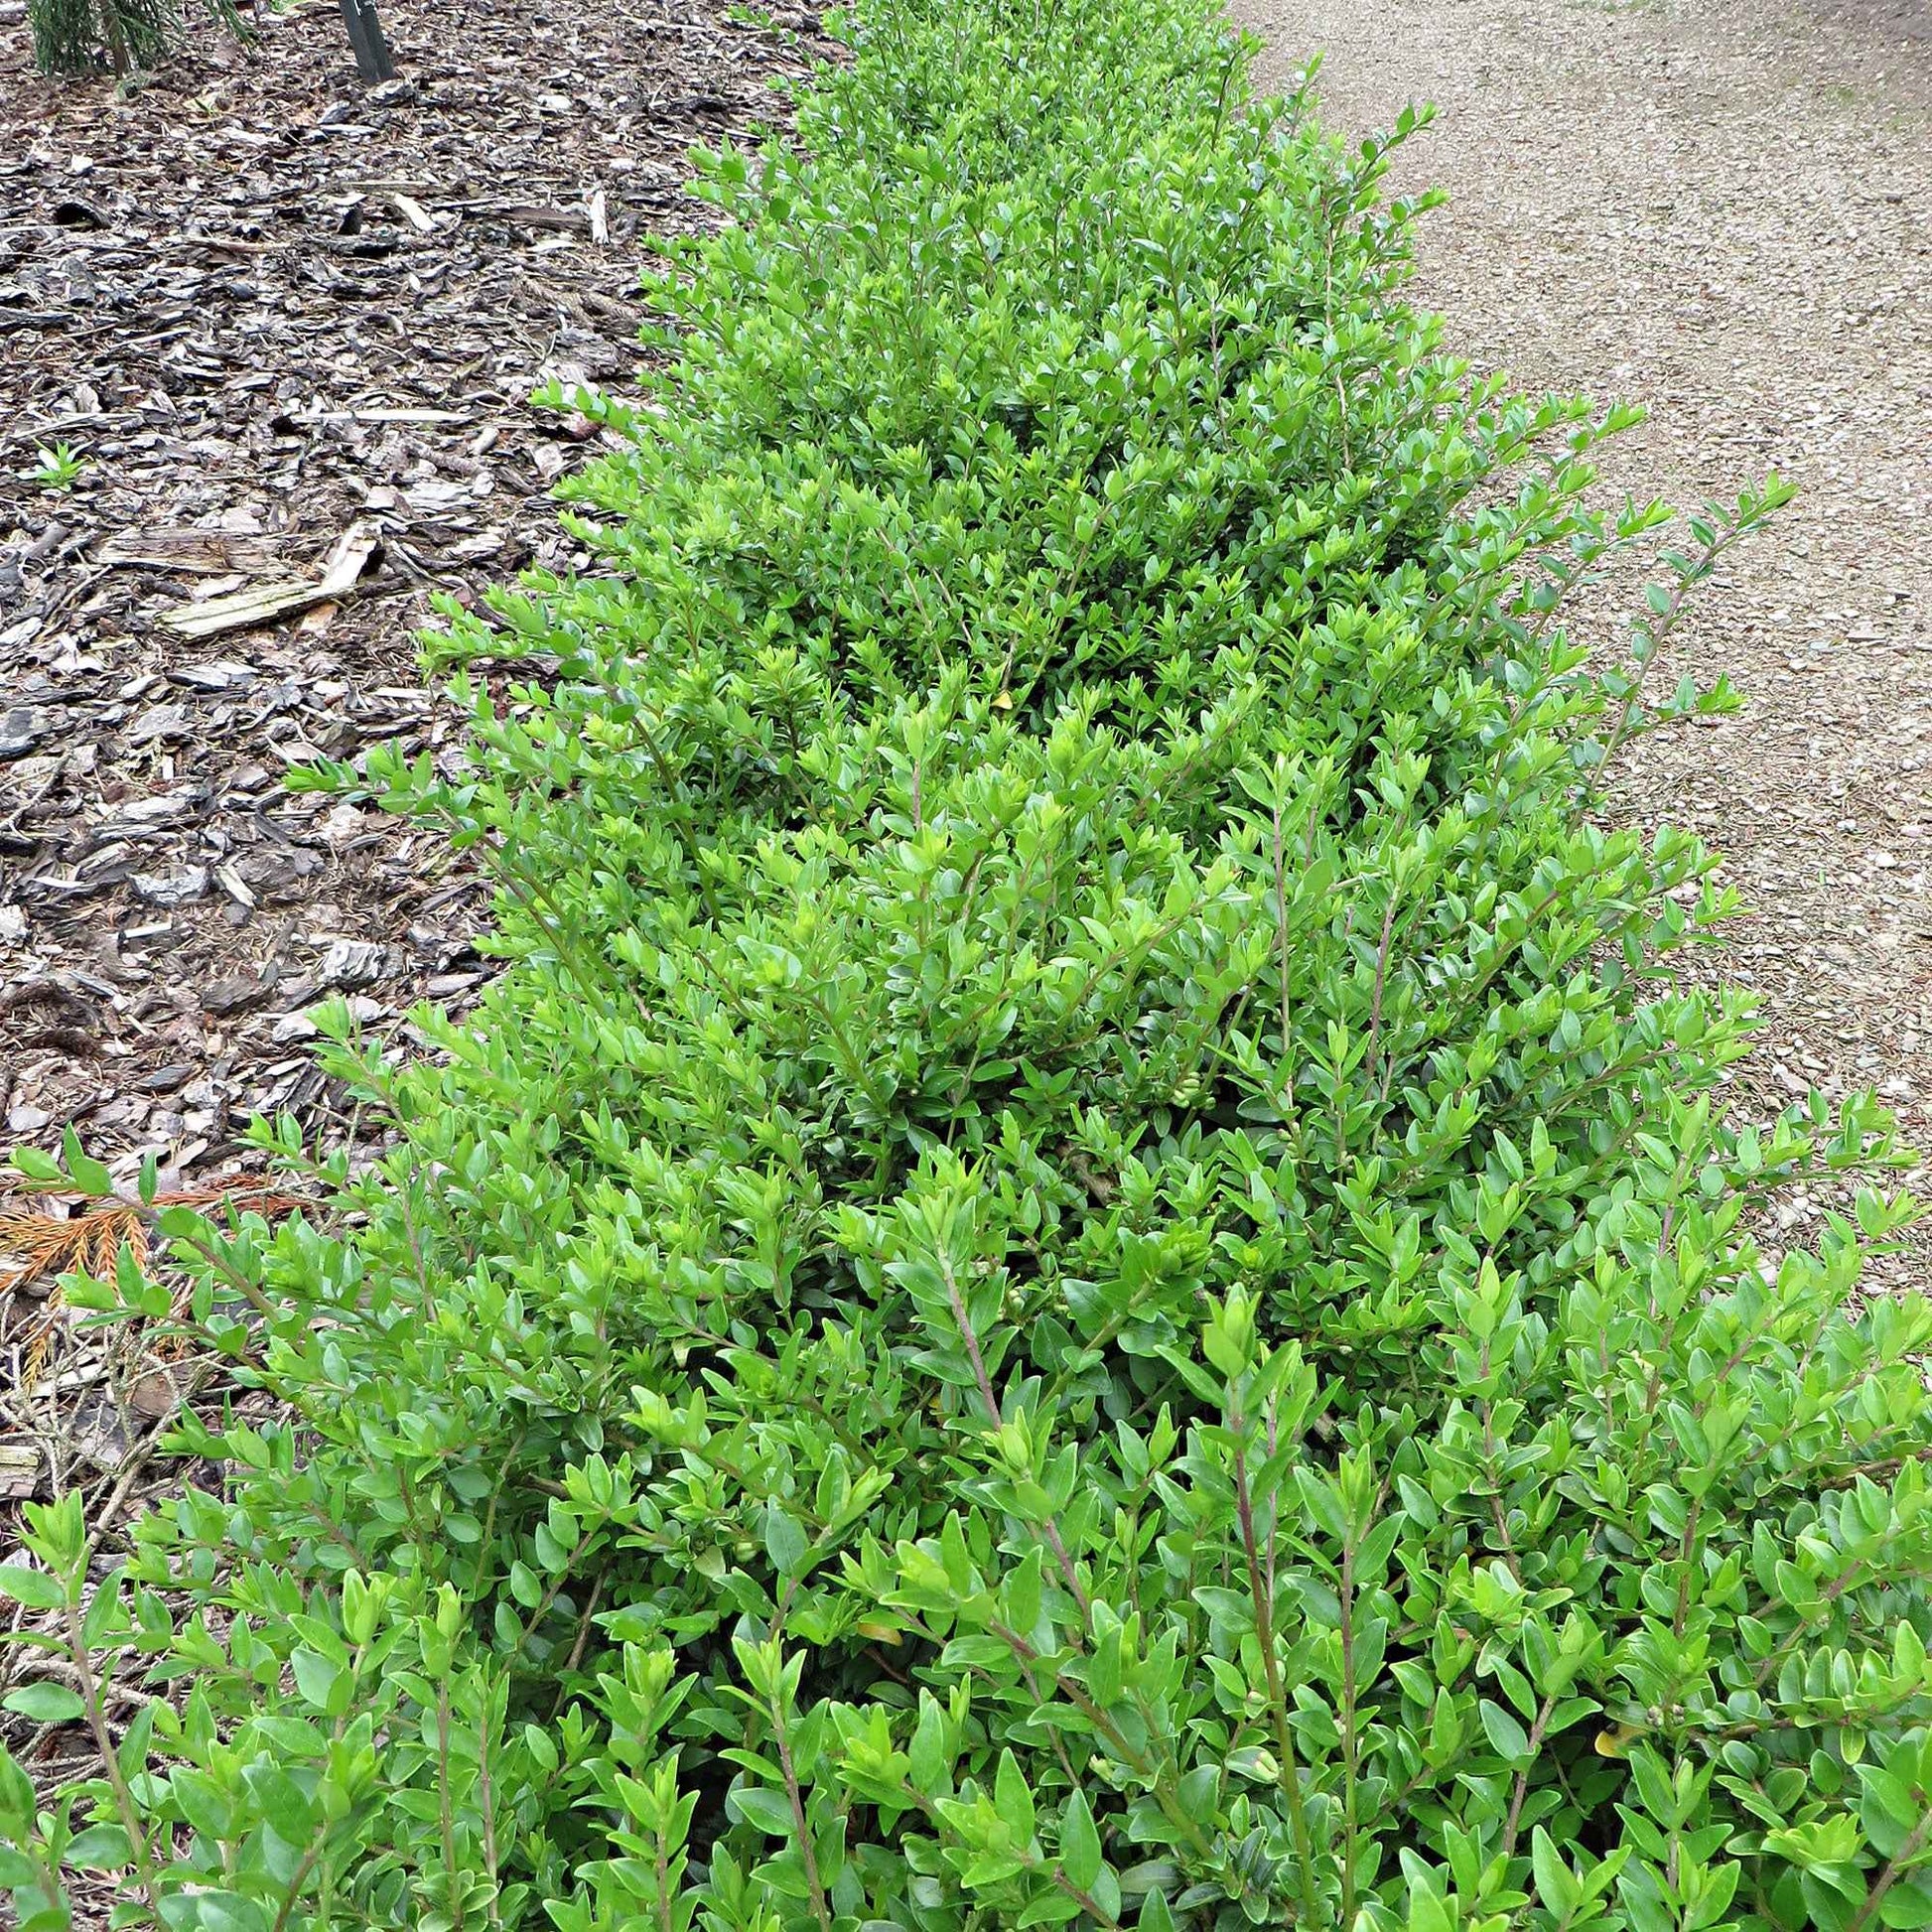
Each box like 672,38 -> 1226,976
339,0 -> 394,81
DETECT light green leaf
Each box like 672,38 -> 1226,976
1531,1827 -> 1579,1916
994,1748 -> 1035,1846
1060,1786 -> 1102,1891
0,1565 -> 67,1611
2,1684 -> 84,1724
763,1506 -> 809,1579
731,1784 -> 798,1837
1479,1698 -> 1531,1763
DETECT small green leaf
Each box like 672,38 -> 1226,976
763,1505 -> 809,1578
1017,1893 -> 1083,1926
730,1784 -> 796,1836
3,1683 -> 85,1724
1060,1786 -> 1102,1890
1006,1545 -> 1043,1636
995,1748 -> 1035,1845
1881,1878 -> 1932,1930
1531,1827 -> 1579,1916
1138,1892 -> 1177,1932
908,1696 -> 950,1796
1479,1699 -> 1531,1762
290,1648 -> 339,1711
0,1565 -> 67,1611
60,1128 -> 113,1199
64,1823 -> 133,1868
241,1762 -> 318,1845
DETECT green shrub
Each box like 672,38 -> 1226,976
26,0 -> 244,78
1,0 -> 1924,1926
26,0 -> 166,75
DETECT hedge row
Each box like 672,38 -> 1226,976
3,0 -> 1927,1926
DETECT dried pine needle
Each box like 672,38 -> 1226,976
0,1182 -> 306,1391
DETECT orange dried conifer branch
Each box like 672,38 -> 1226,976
0,1181 -> 307,1388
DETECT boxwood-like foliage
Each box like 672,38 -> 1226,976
2,0 -> 1926,1927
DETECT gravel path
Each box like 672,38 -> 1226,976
1232,0 -> 1932,1247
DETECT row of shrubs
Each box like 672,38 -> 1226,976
4,0 -> 1928,1924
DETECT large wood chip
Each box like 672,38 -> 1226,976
161,526 -> 379,639
98,527 -> 287,576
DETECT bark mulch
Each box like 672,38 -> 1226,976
0,0 -> 811,1506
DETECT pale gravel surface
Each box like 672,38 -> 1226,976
1231,0 -> 1932,1263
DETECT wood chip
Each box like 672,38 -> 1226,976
0,1445 -> 40,1501
97,528 -> 287,576
391,192 -> 436,233
161,525 -> 379,639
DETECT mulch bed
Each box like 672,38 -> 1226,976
0,0 -> 811,1490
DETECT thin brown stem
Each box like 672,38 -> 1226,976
62,1594 -> 162,1919
1363,890 -> 1399,1103
1500,1695 -> 1557,1862
769,1672 -> 834,1932
935,1246 -> 1089,1620
1846,1805 -> 1932,1932
1232,1431 -> 1321,1926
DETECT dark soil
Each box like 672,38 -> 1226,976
1815,0 -> 1929,44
